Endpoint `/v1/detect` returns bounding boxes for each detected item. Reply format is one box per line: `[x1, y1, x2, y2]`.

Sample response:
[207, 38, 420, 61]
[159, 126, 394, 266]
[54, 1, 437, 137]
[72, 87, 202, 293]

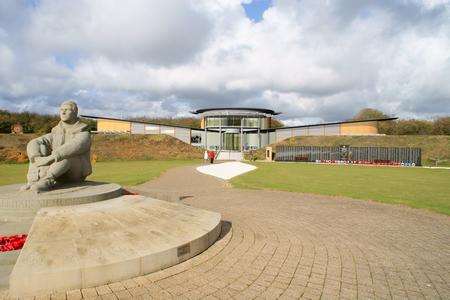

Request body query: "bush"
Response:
[432, 117, 450, 135]
[352, 108, 449, 135]
[395, 119, 433, 135]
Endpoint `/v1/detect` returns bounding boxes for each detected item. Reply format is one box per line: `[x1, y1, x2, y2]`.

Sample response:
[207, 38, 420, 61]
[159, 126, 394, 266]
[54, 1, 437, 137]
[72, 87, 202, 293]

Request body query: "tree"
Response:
[0, 121, 12, 133]
[432, 117, 450, 135]
[352, 108, 390, 121]
[428, 142, 449, 166]
[395, 119, 433, 135]
[0, 110, 12, 133]
[352, 108, 395, 135]
[80, 118, 97, 132]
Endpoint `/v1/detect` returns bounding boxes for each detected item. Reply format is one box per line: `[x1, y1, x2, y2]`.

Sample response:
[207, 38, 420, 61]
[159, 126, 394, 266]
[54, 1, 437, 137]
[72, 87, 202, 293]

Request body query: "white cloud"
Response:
[0, 0, 449, 124]
[421, 0, 450, 9]
[25, 0, 212, 65]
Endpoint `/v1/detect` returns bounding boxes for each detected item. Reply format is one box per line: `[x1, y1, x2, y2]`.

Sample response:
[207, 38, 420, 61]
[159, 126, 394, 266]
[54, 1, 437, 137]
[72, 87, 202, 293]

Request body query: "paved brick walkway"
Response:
[2, 165, 449, 299]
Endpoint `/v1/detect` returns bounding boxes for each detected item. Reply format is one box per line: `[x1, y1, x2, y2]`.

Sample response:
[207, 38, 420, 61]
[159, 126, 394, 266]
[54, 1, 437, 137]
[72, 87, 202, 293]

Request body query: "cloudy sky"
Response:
[1, 0, 449, 125]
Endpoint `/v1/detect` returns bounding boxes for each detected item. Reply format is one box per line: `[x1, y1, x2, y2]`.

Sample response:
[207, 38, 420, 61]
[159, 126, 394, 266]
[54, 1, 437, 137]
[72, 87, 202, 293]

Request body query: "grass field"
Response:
[231, 162, 450, 215]
[0, 160, 198, 187]
[1, 160, 449, 215]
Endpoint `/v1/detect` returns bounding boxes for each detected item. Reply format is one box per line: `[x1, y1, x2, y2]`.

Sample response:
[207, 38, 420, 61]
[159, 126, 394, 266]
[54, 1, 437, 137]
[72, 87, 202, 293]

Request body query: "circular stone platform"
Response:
[9, 195, 222, 297]
[0, 181, 122, 213]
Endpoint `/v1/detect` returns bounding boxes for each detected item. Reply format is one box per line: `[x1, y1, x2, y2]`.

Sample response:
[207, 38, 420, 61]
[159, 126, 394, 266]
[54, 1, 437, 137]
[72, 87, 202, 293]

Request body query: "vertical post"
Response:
[219, 117, 222, 151]
[204, 117, 207, 150]
[258, 116, 261, 149]
[240, 117, 243, 152]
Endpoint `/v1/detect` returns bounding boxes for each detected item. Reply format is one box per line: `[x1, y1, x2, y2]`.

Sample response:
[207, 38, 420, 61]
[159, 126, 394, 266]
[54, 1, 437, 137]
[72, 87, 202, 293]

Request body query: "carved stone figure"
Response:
[21, 101, 92, 192]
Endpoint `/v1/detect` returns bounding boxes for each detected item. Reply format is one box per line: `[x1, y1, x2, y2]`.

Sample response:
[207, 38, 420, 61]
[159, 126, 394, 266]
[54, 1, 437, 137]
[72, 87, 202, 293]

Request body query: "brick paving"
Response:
[2, 165, 449, 299]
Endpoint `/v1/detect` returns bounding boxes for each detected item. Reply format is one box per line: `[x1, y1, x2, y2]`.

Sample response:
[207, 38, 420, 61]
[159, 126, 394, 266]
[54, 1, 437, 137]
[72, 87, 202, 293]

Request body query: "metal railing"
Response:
[275, 145, 422, 166]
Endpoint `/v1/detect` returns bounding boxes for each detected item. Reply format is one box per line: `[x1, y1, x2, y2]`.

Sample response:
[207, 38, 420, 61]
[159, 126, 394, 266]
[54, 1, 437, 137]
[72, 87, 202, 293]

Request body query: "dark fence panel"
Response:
[275, 145, 421, 166]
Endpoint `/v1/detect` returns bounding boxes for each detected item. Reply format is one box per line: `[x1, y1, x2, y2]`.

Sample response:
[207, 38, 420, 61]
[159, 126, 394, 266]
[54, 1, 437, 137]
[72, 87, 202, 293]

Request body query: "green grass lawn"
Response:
[2, 160, 449, 215]
[231, 162, 450, 215]
[0, 160, 199, 187]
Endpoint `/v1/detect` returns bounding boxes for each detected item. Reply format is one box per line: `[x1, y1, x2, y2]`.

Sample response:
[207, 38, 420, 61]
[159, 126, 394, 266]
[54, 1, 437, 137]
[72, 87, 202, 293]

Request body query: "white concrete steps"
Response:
[216, 151, 244, 161]
[197, 162, 257, 180]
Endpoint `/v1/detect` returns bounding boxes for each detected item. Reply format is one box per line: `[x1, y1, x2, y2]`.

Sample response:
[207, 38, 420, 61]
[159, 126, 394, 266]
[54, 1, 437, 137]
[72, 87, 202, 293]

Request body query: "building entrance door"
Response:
[223, 133, 240, 151]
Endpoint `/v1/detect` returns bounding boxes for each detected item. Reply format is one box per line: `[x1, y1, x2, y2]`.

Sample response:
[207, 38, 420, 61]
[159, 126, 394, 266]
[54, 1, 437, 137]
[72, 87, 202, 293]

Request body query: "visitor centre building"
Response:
[192, 108, 279, 152]
[83, 107, 397, 153]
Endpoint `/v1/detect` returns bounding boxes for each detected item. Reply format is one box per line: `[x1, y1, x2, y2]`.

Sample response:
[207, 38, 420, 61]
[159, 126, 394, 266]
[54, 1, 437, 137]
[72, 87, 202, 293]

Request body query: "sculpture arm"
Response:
[52, 131, 91, 161]
[27, 134, 53, 162]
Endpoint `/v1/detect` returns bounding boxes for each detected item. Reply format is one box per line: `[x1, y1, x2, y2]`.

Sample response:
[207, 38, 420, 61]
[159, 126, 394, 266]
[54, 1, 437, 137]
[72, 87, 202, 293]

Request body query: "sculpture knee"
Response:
[47, 159, 71, 179]
[27, 139, 51, 162]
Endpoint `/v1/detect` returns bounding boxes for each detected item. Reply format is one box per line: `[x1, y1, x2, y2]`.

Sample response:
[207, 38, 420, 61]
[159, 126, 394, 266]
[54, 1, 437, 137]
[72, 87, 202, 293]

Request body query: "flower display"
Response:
[0, 234, 27, 252]
[122, 189, 139, 195]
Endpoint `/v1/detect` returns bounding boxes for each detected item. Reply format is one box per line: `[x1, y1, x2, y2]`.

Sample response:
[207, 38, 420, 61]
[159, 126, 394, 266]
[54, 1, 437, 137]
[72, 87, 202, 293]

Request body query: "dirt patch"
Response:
[0, 134, 35, 163]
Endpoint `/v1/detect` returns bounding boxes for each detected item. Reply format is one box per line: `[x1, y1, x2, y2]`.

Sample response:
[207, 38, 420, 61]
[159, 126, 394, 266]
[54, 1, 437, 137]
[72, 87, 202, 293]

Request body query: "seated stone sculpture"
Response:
[21, 101, 92, 192]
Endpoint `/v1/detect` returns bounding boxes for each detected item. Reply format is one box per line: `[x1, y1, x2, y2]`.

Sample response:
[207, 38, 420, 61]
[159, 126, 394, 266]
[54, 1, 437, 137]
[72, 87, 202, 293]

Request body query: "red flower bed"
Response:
[122, 189, 139, 195]
[0, 234, 27, 252]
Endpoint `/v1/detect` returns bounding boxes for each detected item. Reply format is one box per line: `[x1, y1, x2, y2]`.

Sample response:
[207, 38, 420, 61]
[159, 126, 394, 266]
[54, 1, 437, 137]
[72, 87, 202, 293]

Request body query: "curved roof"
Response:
[192, 107, 280, 115]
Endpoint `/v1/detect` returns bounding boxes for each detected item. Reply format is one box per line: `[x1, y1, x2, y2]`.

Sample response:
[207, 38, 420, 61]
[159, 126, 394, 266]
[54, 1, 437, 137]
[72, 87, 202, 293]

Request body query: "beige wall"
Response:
[200, 117, 205, 129]
[340, 121, 378, 135]
[97, 119, 131, 132]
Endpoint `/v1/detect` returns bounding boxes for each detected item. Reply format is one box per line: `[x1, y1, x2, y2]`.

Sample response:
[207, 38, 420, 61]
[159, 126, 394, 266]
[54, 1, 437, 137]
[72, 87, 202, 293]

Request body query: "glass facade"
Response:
[199, 109, 274, 151]
[206, 116, 267, 128]
[223, 133, 240, 151]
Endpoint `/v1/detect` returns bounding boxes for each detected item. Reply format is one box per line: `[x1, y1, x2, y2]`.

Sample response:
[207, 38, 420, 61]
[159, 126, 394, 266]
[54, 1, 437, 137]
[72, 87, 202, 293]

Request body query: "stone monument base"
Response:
[0, 181, 123, 289]
[0, 181, 123, 236]
[0, 250, 19, 288]
[0, 181, 122, 214]
[9, 195, 222, 298]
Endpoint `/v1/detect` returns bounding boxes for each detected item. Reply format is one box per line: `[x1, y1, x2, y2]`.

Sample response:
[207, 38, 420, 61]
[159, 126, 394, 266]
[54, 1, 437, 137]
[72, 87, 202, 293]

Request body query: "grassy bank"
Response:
[0, 160, 199, 187]
[0, 134, 203, 163]
[232, 162, 450, 215]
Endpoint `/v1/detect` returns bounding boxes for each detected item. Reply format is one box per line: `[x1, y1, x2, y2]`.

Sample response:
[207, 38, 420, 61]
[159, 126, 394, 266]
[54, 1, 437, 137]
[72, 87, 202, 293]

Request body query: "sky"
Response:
[0, 0, 449, 125]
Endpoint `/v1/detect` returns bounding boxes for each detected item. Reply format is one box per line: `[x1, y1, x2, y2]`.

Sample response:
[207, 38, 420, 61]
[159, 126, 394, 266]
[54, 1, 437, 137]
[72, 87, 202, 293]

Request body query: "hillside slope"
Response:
[249, 135, 450, 166]
[0, 134, 203, 163]
[91, 134, 202, 161]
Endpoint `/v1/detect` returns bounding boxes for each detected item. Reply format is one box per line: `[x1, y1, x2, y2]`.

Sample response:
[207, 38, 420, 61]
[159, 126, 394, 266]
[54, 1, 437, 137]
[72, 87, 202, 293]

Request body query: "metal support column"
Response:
[204, 117, 207, 150]
[219, 117, 222, 151]
[258, 117, 261, 149]
[240, 118, 243, 152]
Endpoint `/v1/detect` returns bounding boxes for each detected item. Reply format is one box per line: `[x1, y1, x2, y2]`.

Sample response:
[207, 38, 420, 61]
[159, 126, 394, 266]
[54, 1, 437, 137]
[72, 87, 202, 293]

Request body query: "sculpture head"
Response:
[59, 100, 78, 124]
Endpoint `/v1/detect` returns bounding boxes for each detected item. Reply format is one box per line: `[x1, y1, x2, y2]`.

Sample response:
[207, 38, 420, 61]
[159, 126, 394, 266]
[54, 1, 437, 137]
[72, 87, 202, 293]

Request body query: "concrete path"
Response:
[2, 165, 449, 299]
[196, 162, 257, 180]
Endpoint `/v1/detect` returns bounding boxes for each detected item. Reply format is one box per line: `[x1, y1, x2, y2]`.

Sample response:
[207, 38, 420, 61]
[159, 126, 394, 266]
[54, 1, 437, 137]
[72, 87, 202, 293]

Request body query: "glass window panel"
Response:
[243, 117, 259, 127]
[206, 117, 221, 127]
[207, 116, 271, 128]
[260, 118, 268, 129]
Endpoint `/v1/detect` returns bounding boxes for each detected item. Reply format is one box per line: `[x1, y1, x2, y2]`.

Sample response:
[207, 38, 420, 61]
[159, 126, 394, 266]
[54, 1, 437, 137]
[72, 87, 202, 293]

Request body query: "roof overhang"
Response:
[272, 117, 399, 130]
[80, 115, 199, 130]
[191, 107, 281, 117]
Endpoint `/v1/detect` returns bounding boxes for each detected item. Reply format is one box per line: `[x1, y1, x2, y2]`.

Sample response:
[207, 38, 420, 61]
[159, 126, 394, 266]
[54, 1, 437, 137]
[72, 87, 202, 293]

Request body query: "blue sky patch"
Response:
[25, 0, 40, 8]
[242, 0, 272, 22]
[53, 52, 82, 70]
